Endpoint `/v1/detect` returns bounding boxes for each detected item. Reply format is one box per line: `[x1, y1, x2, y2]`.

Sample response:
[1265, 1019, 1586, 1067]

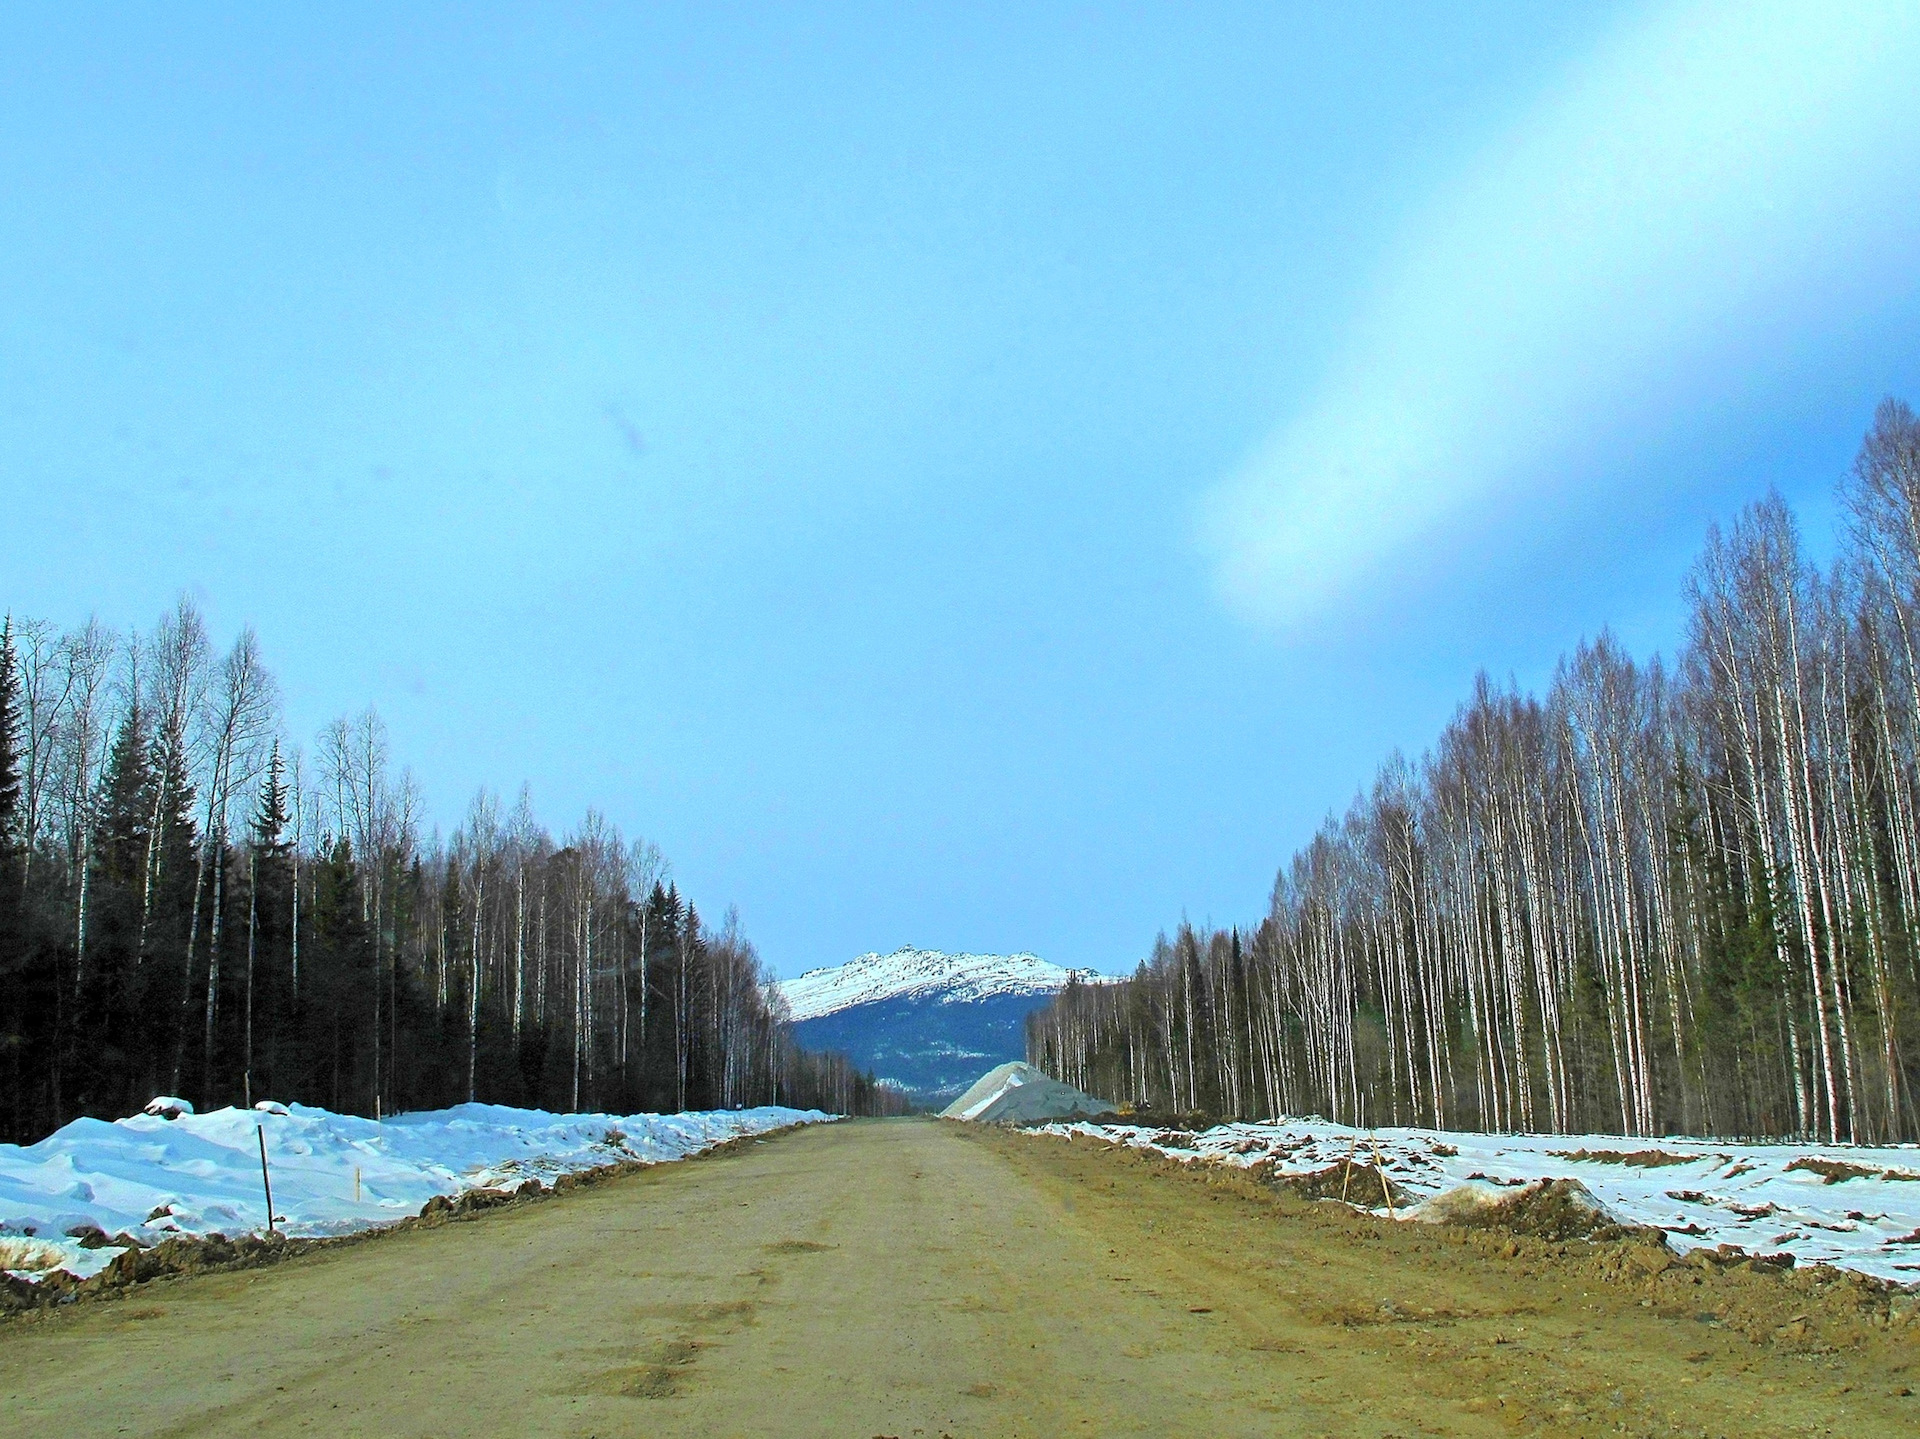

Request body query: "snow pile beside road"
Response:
[0, 1100, 832, 1283]
[1038, 1117, 1920, 1284]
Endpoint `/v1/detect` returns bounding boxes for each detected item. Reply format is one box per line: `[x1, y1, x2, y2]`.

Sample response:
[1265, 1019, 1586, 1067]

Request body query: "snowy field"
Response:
[1038, 1118, 1920, 1284]
[1, 1100, 833, 1284]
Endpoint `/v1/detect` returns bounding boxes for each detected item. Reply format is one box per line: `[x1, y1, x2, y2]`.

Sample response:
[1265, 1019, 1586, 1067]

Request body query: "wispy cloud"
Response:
[1205, 1, 1920, 630]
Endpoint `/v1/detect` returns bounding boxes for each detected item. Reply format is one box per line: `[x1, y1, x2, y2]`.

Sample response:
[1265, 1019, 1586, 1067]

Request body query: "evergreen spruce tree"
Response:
[133, 715, 201, 1098]
[242, 740, 293, 1106]
[146, 726, 200, 933]
[94, 696, 155, 891]
[309, 836, 374, 1113]
[70, 691, 159, 1116]
[253, 740, 290, 854]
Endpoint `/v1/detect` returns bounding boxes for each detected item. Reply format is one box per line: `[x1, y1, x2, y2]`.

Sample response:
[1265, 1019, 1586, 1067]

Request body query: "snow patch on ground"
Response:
[1037, 1118, 1920, 1284]
[0, 1100, 833, 1283]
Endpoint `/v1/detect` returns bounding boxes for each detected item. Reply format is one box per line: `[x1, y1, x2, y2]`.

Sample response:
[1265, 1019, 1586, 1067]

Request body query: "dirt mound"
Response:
[1113, 1109, 1225, 1132]
[0, 1269, 70, 1311]
[1275, 1161, 1413, 1209]
[1783, 1155, 1920, 1184]
[1549, 1147, 1703, 1168]
[100, 1231, 304, 1286]
[1414, 1177, 1654, 1243]
[0, 1232, 313, 1314]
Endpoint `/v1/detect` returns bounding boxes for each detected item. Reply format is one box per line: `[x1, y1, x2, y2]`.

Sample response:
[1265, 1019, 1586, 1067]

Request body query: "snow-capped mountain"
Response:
[774, 947, 1109, 1103]
[775, 947, 1101, 1022]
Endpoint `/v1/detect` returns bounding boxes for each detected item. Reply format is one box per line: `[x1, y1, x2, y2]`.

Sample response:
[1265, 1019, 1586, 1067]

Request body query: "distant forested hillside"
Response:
[792, 992, 1051, 1103]
[0, 610, 901, 1143]
[1034, 400, 1920, 1145]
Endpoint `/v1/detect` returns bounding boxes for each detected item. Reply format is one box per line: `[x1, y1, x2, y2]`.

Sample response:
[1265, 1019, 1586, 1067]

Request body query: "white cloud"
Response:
[1205, 0, 1920, 629]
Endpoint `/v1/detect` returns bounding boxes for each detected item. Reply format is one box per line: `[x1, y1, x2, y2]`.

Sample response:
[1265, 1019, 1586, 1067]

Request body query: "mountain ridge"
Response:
[774, 946, 1107, 1024]
[774, 947, 1113, 1102]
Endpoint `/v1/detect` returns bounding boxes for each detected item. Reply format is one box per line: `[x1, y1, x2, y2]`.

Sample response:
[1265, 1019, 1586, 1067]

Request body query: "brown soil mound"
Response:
[1784, 1156, 1920, 1184]
[1430, 1177, 1656, 1244]
[1112, 1109, 1223, 1132]
[1550, 1147, 1705, 1168]
[1276, 1160, 1413, 1209]
[0, 1232, 316, 1315]
[101, 1231, 307, 1286]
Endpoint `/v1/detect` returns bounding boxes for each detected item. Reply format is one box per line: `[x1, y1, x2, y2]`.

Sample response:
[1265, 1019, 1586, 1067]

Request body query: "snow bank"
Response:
[0, 1100, 833, 1284]
[1037, 1117, 1920, 1284]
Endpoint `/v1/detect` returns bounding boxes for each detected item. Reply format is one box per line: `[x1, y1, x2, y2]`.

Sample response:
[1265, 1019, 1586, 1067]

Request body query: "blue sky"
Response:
[7, 3, 1920, 977]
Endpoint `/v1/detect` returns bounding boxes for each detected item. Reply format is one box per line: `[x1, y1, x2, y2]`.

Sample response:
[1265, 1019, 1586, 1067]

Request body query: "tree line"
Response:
[0, 606, 903, 1144]
[1033, 399, 1920, 1144]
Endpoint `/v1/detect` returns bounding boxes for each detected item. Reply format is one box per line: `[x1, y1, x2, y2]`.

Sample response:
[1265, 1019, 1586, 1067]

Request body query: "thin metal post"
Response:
[257, 1124, 277, 1234]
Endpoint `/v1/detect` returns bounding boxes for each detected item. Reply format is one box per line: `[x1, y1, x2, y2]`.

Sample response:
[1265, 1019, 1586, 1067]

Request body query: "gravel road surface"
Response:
[1, 1118, 1912, 1436]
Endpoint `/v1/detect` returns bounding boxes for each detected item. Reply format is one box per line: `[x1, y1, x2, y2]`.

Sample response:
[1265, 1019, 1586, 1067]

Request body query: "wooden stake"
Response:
[1339, 1134, 1360, 1204]
[1370, 1132, 1395, 1219]
[257, 1124, 276, 1234]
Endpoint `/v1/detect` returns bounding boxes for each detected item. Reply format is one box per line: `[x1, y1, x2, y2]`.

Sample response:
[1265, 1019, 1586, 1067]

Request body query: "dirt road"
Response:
[1, 1119, 1912, 1437]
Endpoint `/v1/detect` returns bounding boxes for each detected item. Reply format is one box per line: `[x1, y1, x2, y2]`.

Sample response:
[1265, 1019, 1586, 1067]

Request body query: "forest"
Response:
[0, 610, 903, 1145]
[1033, 399, 1920, 1145]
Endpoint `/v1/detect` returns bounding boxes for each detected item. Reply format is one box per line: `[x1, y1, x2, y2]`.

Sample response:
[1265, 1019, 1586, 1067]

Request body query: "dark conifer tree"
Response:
[242, 741, 293, 1105]
[252, 741, 289, 854]
[307, 837, 373, 1113]
[138, 721, 199, 1100]
[94, 697, 154, 890]
[70, 691, 158, 1116]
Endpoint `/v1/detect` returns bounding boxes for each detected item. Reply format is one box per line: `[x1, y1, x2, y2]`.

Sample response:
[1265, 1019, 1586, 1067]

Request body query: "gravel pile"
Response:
[941, 1062, 1118, 1124]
